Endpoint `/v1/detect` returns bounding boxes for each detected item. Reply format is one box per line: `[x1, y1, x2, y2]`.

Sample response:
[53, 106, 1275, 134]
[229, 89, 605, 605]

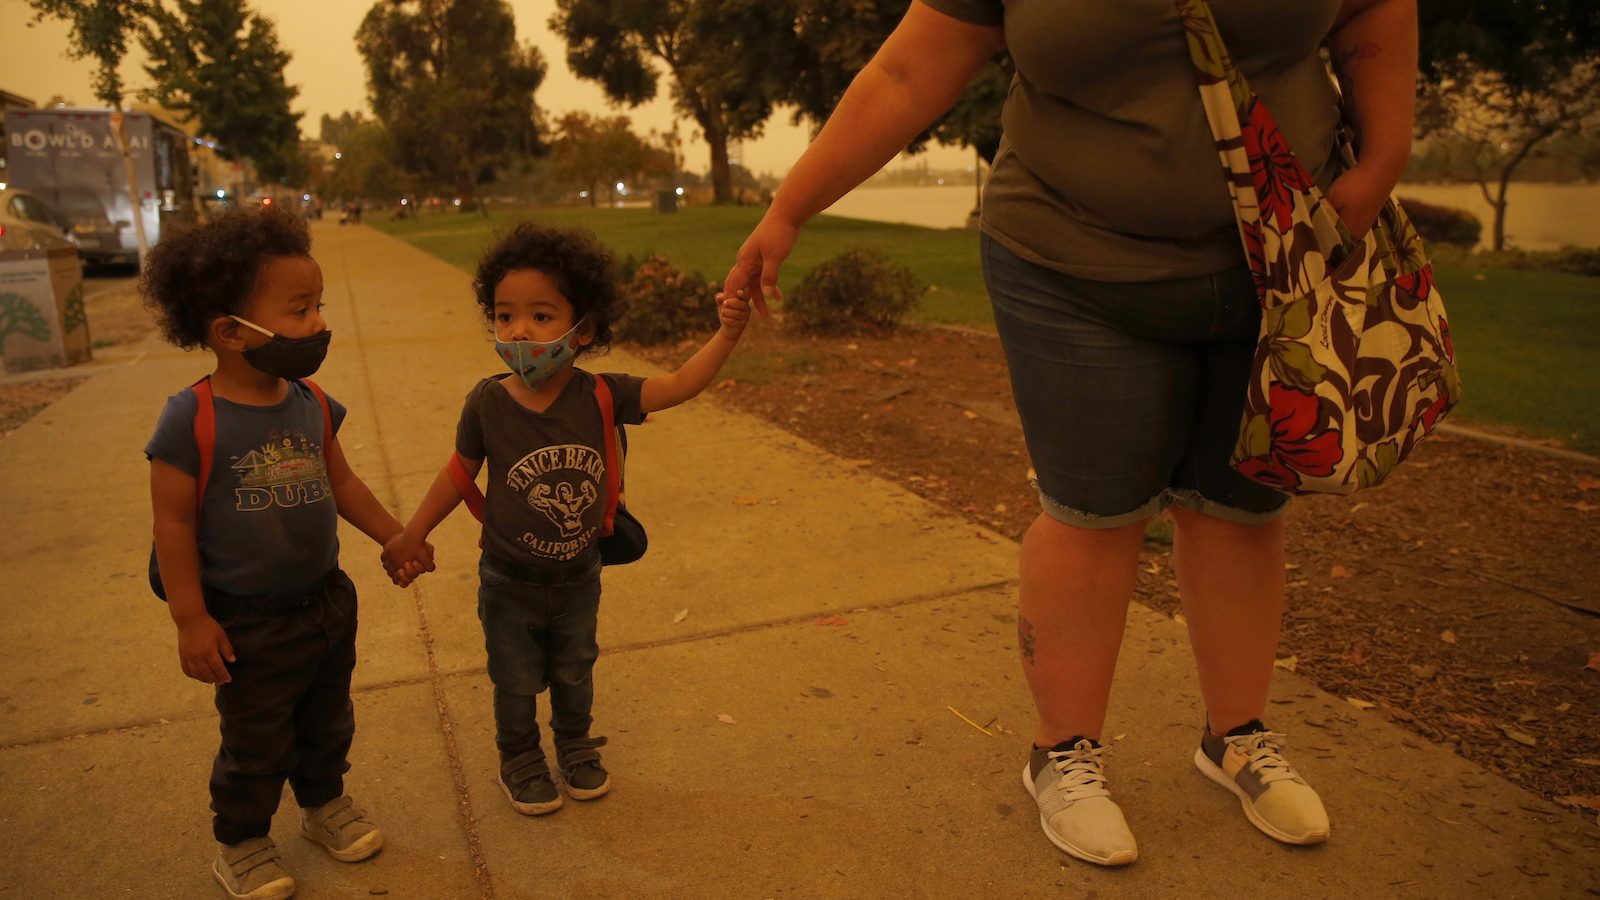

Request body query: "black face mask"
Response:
[232, 316, 332, 380]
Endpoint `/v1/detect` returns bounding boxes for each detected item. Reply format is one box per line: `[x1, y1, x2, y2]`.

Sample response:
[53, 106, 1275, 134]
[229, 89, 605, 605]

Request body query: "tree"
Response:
[324, 120, 412, 204]
[319, 111, 368, 148]
[550, 0, 798, 204]
[140, 0, 303, 187]
[1416, 0, 1600, 249]
[26, 0, 153, 264]
[551, 113, 673, 205]
[356, 0, 546, 211]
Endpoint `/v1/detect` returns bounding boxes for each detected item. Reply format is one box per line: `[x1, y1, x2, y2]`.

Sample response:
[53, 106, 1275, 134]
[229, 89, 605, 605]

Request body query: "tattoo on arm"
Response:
[1335, 40, 1381, 75]
[1019, 615, 1036, 665]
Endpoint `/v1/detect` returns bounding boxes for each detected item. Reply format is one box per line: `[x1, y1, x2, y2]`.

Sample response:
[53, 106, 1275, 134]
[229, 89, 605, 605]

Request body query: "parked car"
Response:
[0, 186, 78, 254]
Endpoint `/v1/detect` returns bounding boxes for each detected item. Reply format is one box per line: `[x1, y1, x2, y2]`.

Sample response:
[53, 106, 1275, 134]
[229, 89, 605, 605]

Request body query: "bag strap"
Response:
[448, 450, 486, 523]
[301, 378, 334, 453]
[593, 374, 622, 538]
[1177, 0, 1351, 303]
[189, 377, 216, 515]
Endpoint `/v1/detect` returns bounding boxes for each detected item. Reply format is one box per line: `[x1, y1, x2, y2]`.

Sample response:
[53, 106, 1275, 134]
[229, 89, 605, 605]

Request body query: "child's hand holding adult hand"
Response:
[177, 615, 235, 684]
[716, 290, 753, 340]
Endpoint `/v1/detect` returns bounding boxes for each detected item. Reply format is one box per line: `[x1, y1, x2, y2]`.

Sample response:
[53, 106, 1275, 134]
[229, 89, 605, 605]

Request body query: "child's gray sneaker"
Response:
[213, 836, 295, 899]
[500, 749, 563, 815]
[557, 736, 610, 801]
[1022, 737, 1138, 866]
[299, 794, 384, 862]
[1194, 720, 1330, 845]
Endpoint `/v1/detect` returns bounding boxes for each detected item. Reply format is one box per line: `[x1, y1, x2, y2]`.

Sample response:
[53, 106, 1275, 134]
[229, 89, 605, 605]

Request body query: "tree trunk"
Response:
[704, 115, 733, 205]
[109, 111, 150, 269]
[588, 180, 597, 207]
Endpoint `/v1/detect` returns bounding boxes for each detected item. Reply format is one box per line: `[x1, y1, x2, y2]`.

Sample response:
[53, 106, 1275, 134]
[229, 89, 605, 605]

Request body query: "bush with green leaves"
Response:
[784, 248, 922, 333]
[614, 255, 717, 345]
[1397, 196, 1482, 248]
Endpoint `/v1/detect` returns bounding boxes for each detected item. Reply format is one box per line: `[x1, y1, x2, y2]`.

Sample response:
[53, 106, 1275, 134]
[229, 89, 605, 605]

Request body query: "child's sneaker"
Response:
[557, 737, 610, 801]
[1022, 737, 1138, 866]
[213, 836, 295, 900]
[500, 749, 563, 815]
[1194, 720, 1330, 845]
[299, 795, 384, 862]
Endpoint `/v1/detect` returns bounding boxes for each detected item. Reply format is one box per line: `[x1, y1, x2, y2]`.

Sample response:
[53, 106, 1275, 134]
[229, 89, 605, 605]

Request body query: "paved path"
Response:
[2, 222, 1594, 898]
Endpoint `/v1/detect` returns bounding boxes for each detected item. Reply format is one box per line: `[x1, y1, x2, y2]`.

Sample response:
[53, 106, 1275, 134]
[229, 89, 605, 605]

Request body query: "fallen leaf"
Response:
[1347, 697, 1377, 710]
[1449, 712, 1486, 727]
[1554, 702, 1572, 713]
[717, 379, 737, 389]
[1572, 758, 1600, 767]
[1498, 724, 1538, 747]
[994, 502, 1008, 514]
[732, 495, 761, 505]
[1554, 795, 1600, 811]
[1273, 655, 1299, 672]
[1587, 651, 1600, 673]
[962, 410, 979, 420]
[814, 616, 849, 626]
[672, 608, 689, 624]
[1441, 629, 1458, 644]
[1570, 501, 1598, 513]
[1330, 564, 1352, 579]
[1578, 476, 1600, 491]
[1408, 663, 1438, 679]
[716, 714, 736, 725]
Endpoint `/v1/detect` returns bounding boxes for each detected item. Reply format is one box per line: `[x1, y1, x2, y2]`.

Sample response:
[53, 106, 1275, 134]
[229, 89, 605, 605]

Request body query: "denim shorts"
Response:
[981, 234, 1289, 529]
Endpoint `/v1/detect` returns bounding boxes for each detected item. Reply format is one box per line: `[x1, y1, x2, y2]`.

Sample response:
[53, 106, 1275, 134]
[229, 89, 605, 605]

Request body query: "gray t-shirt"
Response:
[921, 0, 1343, 281]
[145, 381, 347, 595]
[456, 370, 646, 570]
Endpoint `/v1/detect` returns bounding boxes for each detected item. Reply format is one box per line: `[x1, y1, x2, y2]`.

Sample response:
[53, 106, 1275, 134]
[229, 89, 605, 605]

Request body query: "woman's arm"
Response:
[1326, 0, 1418, 236]
[723, 2, 1004, 306]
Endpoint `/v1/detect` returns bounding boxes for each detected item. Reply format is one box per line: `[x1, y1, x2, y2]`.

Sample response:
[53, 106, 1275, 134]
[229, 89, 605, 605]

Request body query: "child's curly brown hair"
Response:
[140, 207, 311, 350]
[473, 223, 622, 358]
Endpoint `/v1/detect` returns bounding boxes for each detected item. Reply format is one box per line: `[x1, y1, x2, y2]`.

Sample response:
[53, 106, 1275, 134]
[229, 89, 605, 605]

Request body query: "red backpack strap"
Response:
[300, 378, 334, 452]
[190, 377, 215, 516]
[592, 374, 619, 537]
[448, 451, 486, 523]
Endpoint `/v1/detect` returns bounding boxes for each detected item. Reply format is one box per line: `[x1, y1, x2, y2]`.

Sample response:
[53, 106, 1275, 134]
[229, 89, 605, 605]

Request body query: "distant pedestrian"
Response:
[143, 207, 424, 899]
[382, 223, 751, 816]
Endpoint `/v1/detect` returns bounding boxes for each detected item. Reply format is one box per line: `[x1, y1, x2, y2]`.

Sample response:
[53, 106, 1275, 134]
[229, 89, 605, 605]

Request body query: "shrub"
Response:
[1396, 196, 1482, 248]
[614, 255, 718, 345]
[784, 248, 922, 333]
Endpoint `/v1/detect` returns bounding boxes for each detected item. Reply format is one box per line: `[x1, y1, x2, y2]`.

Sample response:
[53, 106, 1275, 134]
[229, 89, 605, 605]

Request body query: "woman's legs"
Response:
[1168, 507, 1286, 734]
[1019, 512, 1149, 747]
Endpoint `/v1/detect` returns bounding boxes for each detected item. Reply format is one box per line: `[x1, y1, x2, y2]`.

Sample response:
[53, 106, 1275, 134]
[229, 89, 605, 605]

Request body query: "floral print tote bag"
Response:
[1179, 0, 1462, 494]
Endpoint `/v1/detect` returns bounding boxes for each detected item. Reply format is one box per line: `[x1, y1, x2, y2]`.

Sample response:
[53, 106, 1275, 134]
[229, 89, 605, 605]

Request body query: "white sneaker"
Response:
[1022, 738, 1138, 866]
[1195, 721, 1330, 845]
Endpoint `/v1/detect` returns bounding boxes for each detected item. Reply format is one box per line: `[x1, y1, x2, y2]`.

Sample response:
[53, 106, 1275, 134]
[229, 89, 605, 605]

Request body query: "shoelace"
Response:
[1046, 741, 1113, 802]
[1228, 730, 1302, 785]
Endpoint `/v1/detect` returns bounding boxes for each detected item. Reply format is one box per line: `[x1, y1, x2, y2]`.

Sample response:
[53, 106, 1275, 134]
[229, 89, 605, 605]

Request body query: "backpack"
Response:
[447, 373, 647, 566]
[148, 377, 333, 600]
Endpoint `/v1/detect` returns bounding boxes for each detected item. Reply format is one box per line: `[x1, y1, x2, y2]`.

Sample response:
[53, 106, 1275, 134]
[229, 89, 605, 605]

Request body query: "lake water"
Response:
[824, 182, 1600, 251]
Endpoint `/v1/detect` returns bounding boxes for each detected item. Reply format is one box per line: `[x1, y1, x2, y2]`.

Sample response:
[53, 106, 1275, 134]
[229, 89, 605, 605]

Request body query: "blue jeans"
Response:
[982, 234, 1289, 528]
[476, 555, 603, 757]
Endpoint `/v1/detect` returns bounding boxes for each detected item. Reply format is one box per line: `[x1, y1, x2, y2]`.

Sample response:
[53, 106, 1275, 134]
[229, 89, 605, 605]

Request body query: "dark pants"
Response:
[477, 554, 602, 758]
[207, 568, 358, 845]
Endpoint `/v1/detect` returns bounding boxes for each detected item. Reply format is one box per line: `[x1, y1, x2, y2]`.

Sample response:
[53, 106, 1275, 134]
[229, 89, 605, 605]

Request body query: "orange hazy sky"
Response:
[0, 0, 973, 177]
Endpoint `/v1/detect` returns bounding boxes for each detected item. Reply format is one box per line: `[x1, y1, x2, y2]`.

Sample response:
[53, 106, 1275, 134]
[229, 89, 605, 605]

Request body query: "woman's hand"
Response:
[722, 213, 801, 316]
[1324, 163, 1393, 240]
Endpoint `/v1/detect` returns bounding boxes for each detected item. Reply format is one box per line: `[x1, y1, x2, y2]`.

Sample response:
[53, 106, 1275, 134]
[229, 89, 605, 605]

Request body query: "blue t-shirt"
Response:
[145, 381, 347, 595]
[456, 370, 645, 569]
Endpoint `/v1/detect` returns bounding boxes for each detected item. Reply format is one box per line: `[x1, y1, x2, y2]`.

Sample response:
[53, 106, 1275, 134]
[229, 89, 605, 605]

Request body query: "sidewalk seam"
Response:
[338, 236, 495, 900]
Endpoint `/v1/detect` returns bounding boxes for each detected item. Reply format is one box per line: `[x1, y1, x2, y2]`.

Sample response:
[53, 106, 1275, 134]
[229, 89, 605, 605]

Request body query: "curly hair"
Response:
[140, 207, 312, 350]
[473, 223, 621, 358]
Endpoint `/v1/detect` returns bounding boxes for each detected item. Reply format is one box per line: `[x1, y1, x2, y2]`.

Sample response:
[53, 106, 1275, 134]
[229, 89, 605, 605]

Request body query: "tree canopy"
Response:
[141, 0, 304, 183]
[357, 0, 546, 206]
[550, 0, 797, 203]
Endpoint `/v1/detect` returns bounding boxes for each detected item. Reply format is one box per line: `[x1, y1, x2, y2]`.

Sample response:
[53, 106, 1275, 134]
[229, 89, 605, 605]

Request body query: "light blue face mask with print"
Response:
[494, 320, 586, 390]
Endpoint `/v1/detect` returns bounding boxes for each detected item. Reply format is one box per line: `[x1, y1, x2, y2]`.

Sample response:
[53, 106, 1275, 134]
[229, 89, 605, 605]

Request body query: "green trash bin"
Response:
[656, 190, 678, 213]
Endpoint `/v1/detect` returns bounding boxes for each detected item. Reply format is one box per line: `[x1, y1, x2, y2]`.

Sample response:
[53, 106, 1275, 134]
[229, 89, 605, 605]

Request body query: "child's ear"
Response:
[208, 315, 245, 351]
[576, 320, 597, 346]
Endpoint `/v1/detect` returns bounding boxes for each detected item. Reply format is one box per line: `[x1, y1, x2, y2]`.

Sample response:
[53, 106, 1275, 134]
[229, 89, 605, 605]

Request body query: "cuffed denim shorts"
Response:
[981, 234, 1289, 529]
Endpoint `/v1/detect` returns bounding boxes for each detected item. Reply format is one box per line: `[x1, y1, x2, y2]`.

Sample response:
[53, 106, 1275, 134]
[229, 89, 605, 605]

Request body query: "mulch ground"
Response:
[635, 322, 1600, 815]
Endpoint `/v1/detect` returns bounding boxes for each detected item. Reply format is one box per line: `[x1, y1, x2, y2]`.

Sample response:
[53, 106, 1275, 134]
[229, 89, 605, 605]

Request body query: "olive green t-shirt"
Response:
[921, 0, 1344, 281]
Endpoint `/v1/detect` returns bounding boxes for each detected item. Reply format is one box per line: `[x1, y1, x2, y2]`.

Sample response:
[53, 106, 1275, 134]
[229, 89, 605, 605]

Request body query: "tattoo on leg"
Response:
[1019, 616, 1036, 664]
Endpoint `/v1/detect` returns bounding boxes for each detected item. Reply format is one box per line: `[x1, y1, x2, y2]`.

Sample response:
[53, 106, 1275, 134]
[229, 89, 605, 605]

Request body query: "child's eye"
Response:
[496, 313, 511, 323]
[534, 313, 553, 323]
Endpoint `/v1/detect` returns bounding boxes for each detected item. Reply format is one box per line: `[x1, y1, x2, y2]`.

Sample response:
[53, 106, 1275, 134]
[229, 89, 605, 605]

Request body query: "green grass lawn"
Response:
[372, 204, 1599, 453]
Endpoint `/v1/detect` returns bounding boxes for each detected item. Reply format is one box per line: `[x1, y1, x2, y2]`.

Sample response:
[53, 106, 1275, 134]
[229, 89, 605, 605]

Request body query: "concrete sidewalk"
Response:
[2, 222, 1594, 898]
